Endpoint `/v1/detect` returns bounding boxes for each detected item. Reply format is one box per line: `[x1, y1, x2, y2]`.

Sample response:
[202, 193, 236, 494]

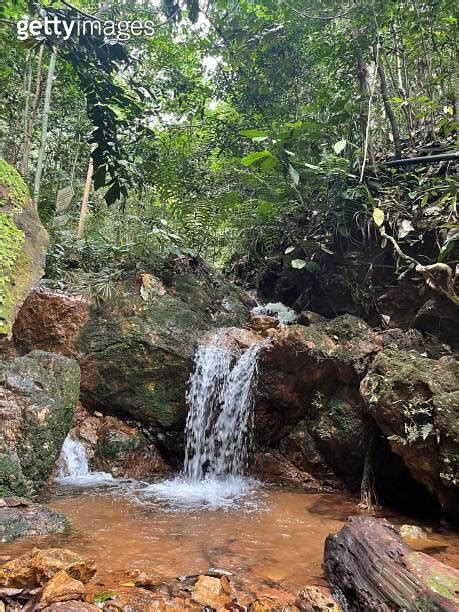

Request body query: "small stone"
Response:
[298, 585, 339, 610]
[38, 570, 86, 609]
[399, 524, 427, 540]
[192, 574, 232, 608]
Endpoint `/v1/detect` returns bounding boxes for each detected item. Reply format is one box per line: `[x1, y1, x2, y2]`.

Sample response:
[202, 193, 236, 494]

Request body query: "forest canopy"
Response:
[0, 0, 457, 309]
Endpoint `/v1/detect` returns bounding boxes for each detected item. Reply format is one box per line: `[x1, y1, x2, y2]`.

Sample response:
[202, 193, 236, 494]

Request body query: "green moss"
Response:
[0, 454, 28, 497]
[0, 212, 27, 336]
[0, 158, 29, 211]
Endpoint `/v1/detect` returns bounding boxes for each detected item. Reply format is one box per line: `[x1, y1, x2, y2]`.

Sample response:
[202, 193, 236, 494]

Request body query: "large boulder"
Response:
[0, 351, 80, 496]
[0, 499, 68, 543]
[0, 158, 48, 338]
[13, 258, 251, 435]
[361, 347, 459, 521]
[255, 315, 381, 488]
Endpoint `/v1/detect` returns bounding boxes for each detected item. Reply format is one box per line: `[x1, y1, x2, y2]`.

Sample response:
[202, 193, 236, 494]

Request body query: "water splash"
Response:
[184, 338, 262, 480]
[56, 435, 114, 485]
[145, 334, 262, 508]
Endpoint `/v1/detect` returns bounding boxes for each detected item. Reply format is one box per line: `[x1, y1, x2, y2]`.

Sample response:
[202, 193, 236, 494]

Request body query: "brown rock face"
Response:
[38, 570, 86, 609]
[0, 548, 96, 588]
[324, 516, 459, 611]
[254, 315, 380, 489]
[13, 289, 91, 358]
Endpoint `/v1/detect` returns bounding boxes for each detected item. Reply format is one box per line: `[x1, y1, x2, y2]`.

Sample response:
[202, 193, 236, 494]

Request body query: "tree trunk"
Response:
[32, 48, 56, 207]
[77, 152, 94, 239]
[377, 55, 402, 159]
[352, 29, 375, 167]
[23, 45, 45, 177]
[324, 516, 459, 611]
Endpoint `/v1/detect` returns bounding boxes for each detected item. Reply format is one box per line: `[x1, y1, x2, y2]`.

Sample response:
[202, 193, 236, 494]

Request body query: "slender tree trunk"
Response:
[77, 152, 94, 239]
[23, 45, 45, 177]
[377, 54, 402, 159]
[33, 49, 57, 207]
[352, 29, 375, 167]
[21, 51, 33, 173]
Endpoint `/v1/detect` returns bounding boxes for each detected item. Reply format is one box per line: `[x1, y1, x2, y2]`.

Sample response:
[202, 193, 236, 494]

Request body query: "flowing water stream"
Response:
[4, 334, 458, 596]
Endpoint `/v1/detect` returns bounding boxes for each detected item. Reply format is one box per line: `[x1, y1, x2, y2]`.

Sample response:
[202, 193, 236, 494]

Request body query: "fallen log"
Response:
[324, 516, 459, 611]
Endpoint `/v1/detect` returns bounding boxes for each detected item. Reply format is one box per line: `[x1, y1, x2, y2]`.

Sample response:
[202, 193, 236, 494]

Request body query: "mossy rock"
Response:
[361, 347, 459, 522]
[0, 351, 81, 496]
[0, 158, 48, 338]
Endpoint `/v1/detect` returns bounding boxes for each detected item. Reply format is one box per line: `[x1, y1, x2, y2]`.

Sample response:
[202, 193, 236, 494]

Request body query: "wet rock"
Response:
[0, 351, 80, 497]
[191, 574, 232, 608]
[252, 450, 336, 491]
[277, 422, 343, 489]
[65, 412, 170, 480]
[248, 314, 279, 334]
[0, 548, 96, 588]
[298, 585, 339, 611]
[0, 158, 48, 339]
[324, 516, 459, 611]
[0, 502, 68, 543]
[255, 315, 379, 488]
[360, 347, 459, 521]
[38, 570, 86, 609]
[250, 594, 299, 611]
[42, 603, 98, 611]
[13, 257, 251, 431]
[399, 524, 428, 540]
[297, 311, 327, 327]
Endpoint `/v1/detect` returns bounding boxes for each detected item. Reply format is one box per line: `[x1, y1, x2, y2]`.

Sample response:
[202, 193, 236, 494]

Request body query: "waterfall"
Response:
[56, 434, 113, 484]
[184, 337, 261, 481]
[58, 435, 90, 479]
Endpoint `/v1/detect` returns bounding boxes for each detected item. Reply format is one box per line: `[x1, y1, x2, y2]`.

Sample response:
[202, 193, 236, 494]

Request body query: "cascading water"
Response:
[145, 334, 262, 508]
[184, 340, 261, 480]
[56, 435, 113, 485]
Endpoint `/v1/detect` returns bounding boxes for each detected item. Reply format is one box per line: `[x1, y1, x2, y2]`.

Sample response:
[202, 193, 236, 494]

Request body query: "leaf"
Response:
[93, 592, 117, 604]
[120, 581, 136, 587]
[288, 164, 300, 186]
[284, 246, 295, 254]
[240, 151, 274, 167]
[240, 129, 269, 139]
[398, 219, 415, 239]
[320, 244, 334, 255]
[291, 259, 306, 269]
[333, 139, 347, 154]
[373, 207, 385, 227]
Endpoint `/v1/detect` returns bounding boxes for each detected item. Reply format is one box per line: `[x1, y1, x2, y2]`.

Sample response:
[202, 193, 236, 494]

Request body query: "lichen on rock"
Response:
[0, 158, 48, 338]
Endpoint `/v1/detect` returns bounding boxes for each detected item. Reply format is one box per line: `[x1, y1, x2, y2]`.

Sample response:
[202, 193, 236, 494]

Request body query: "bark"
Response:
[23, 45, 45, 177]
[324, 516, 459, 611]
[352, 29, 375, 167]
[32, 48, 57, 207]
[77, 152, 94, 239]
[377, 55, 402, 159]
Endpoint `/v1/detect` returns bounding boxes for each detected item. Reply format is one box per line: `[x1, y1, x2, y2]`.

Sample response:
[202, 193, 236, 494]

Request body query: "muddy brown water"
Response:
[2, 481, 459, 597]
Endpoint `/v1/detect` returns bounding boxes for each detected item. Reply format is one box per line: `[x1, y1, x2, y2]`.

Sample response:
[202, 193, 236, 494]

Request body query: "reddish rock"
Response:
[252, 450, 336, 491]
[0, 548, 96, 589]
[298, 586, 339, 611]
[13, 289, 90, 357]
[38, 570, 86, 609]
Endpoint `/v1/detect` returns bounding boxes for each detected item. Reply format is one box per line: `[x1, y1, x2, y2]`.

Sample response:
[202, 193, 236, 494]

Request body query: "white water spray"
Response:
[184, 340, 261, 480]
[145, 334, 262, 508]
[56, 435, 113, 485]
